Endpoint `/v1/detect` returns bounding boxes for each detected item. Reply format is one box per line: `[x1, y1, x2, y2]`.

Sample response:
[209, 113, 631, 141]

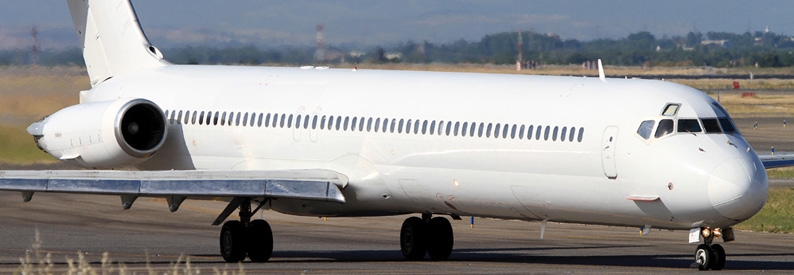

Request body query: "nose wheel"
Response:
[693, 227, 729, 270]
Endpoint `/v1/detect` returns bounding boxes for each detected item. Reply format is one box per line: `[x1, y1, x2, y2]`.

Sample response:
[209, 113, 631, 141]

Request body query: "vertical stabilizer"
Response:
[67, 0, 167, 86]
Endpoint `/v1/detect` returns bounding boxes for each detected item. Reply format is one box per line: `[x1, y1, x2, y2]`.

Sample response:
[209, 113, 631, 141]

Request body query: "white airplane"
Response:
[0, 0, 780, 271]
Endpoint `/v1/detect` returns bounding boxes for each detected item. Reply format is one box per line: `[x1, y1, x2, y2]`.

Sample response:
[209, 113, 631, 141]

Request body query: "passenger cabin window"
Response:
[654, 119, 674, 138]
[637, 120, 654, 140]
[677, 119, 702, 133]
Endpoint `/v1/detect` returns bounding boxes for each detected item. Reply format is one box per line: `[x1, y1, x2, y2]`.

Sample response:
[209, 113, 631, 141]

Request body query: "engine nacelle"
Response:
[28, 98, 167, 168]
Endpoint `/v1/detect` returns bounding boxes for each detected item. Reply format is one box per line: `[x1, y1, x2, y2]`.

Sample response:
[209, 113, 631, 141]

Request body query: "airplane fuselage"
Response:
[57, 65, 766, 231]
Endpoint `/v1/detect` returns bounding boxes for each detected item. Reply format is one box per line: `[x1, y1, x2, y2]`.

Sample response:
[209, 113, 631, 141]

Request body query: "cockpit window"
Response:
[719, 118, 737, 133]
[662, 104, 680, 116]
[701, 119, 721, 133]
[637, 120, 654, 140]
[655, 119, 674, 138]
[677, 119, 702, 133]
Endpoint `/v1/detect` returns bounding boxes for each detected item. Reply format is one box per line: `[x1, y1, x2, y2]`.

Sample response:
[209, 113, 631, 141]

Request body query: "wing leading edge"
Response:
[758, 154, 794, 169]
[0, 169, 347, 209]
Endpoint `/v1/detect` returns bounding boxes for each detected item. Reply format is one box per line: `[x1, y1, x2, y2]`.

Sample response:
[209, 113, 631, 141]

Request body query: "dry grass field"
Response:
[0, 66, 87, 164]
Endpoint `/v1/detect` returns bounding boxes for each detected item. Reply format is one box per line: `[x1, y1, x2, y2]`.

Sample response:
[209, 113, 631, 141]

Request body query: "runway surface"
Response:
[0, 192, 793, 274]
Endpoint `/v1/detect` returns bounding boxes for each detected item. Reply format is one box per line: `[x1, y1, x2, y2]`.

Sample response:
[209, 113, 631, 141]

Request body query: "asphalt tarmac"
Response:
[0, 192, 793, 274]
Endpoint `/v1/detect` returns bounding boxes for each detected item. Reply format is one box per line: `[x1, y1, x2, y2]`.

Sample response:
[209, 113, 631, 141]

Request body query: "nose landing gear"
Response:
[693, 227, 732, 270]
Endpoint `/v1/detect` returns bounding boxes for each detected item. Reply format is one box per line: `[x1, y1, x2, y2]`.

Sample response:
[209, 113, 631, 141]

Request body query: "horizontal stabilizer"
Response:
[0, 169, 347, 204]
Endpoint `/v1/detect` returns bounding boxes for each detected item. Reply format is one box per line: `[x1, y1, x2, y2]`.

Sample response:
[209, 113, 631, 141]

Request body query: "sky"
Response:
[1, 1, 794, 50]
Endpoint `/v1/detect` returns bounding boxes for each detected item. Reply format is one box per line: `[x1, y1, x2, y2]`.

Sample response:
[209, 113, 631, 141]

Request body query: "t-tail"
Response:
[67, 0, 168, 86]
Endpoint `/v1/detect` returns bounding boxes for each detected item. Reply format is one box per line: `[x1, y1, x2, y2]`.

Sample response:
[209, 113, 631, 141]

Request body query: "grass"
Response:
[735, 188, 794, 233]
[0, 124, 55, 164]
[15, 230, 246, 275]
[766, 167, 794, 179]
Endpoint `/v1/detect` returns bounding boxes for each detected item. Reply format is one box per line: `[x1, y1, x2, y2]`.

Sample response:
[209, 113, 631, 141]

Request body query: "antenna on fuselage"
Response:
[598, 59, 606, 83]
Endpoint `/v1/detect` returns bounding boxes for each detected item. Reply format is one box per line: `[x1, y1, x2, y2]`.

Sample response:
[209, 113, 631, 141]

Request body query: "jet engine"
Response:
[27, 98, 167, 168]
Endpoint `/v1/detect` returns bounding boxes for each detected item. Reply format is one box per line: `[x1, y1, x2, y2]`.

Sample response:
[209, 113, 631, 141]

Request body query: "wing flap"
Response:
[0, 170, 346, 203]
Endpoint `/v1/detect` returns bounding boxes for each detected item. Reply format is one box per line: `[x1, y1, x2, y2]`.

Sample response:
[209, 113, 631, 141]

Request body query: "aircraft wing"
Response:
[0, 169, 348, 208]
[758, 154, 794, 169]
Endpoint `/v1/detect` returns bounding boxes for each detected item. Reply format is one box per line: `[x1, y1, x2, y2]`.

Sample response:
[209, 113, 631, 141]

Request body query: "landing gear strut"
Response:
[400, 213, 454, 261]
[219, 198, 273, 263]
[693, 227, 730, 270]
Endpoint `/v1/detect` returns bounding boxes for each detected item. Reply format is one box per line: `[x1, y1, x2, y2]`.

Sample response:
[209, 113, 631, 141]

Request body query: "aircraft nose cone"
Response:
[708, 158, 768, 221]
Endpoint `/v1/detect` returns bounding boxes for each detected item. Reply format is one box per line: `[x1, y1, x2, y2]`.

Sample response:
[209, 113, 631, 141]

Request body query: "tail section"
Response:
[67, 0, 168, 86]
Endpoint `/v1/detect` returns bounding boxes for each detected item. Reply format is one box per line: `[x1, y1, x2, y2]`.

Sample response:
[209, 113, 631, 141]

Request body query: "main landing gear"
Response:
[219, 198, 273, 263]
[400, 214, 454, 261]
[693, 227, 732, 271]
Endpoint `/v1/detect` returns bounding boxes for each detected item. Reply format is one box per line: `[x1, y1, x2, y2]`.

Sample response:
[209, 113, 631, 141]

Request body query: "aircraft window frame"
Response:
[304, 115, 311, 129]
[296, 114, 303, 129]
[578, 128, 584, 142]
[279, 114, 286, 128]
[405, 119, 412, 134]
[352, 117, 359, 131]
[229, 112, 235, 126]
[478, 122, 484, 137]
[445, 121, 452, 136]
[552, 126, 559, 141]
[373, 118, 380, 132]
[637, 120, 654, 140]
[243, 113, 249, 127]
[438, 121, 445, 136]
[422, 120, 428, 134]
[662, 103, 681, 116]
[535, 125, 542, 140]
[560, 127, 567, 142]
[527, 125, 534, 140]
[236, 112, 242, 126]
[250, 112, 256, 127]
[701, 118, 721, 133]
[366, 117, 372, 132]
[462, 122, 468, 137]
[494, 124, 501, 138]
[184, 110, 191, 125]
[654, 119, 674, 138]
[169, 110, 176, 124]
[454, 122, 460, 136]
[543, 125, 551, 140]
[719, 118, 737, 133]
[503, 124, 510, 139]
[469, 122, 476, 137]
[198, 111, 205, 125]
[192, 111, 197, 125]
[677, 119, 701, 133]
[207, 111, 214, 126]
[569, 127, 576, 141]
[382, 118, 389, 133]
[511, 124, 517, 139]
[486, 123, 493, 138]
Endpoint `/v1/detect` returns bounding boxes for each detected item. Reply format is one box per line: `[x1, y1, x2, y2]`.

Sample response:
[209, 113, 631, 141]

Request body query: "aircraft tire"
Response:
[427, 217, 453, 261]
[400, 216, 428, 260]
[247, 219, 274, 262]
[710, 244, 726, 270]
[694, 244, 713, 270]
[220, 220, 247, 263]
